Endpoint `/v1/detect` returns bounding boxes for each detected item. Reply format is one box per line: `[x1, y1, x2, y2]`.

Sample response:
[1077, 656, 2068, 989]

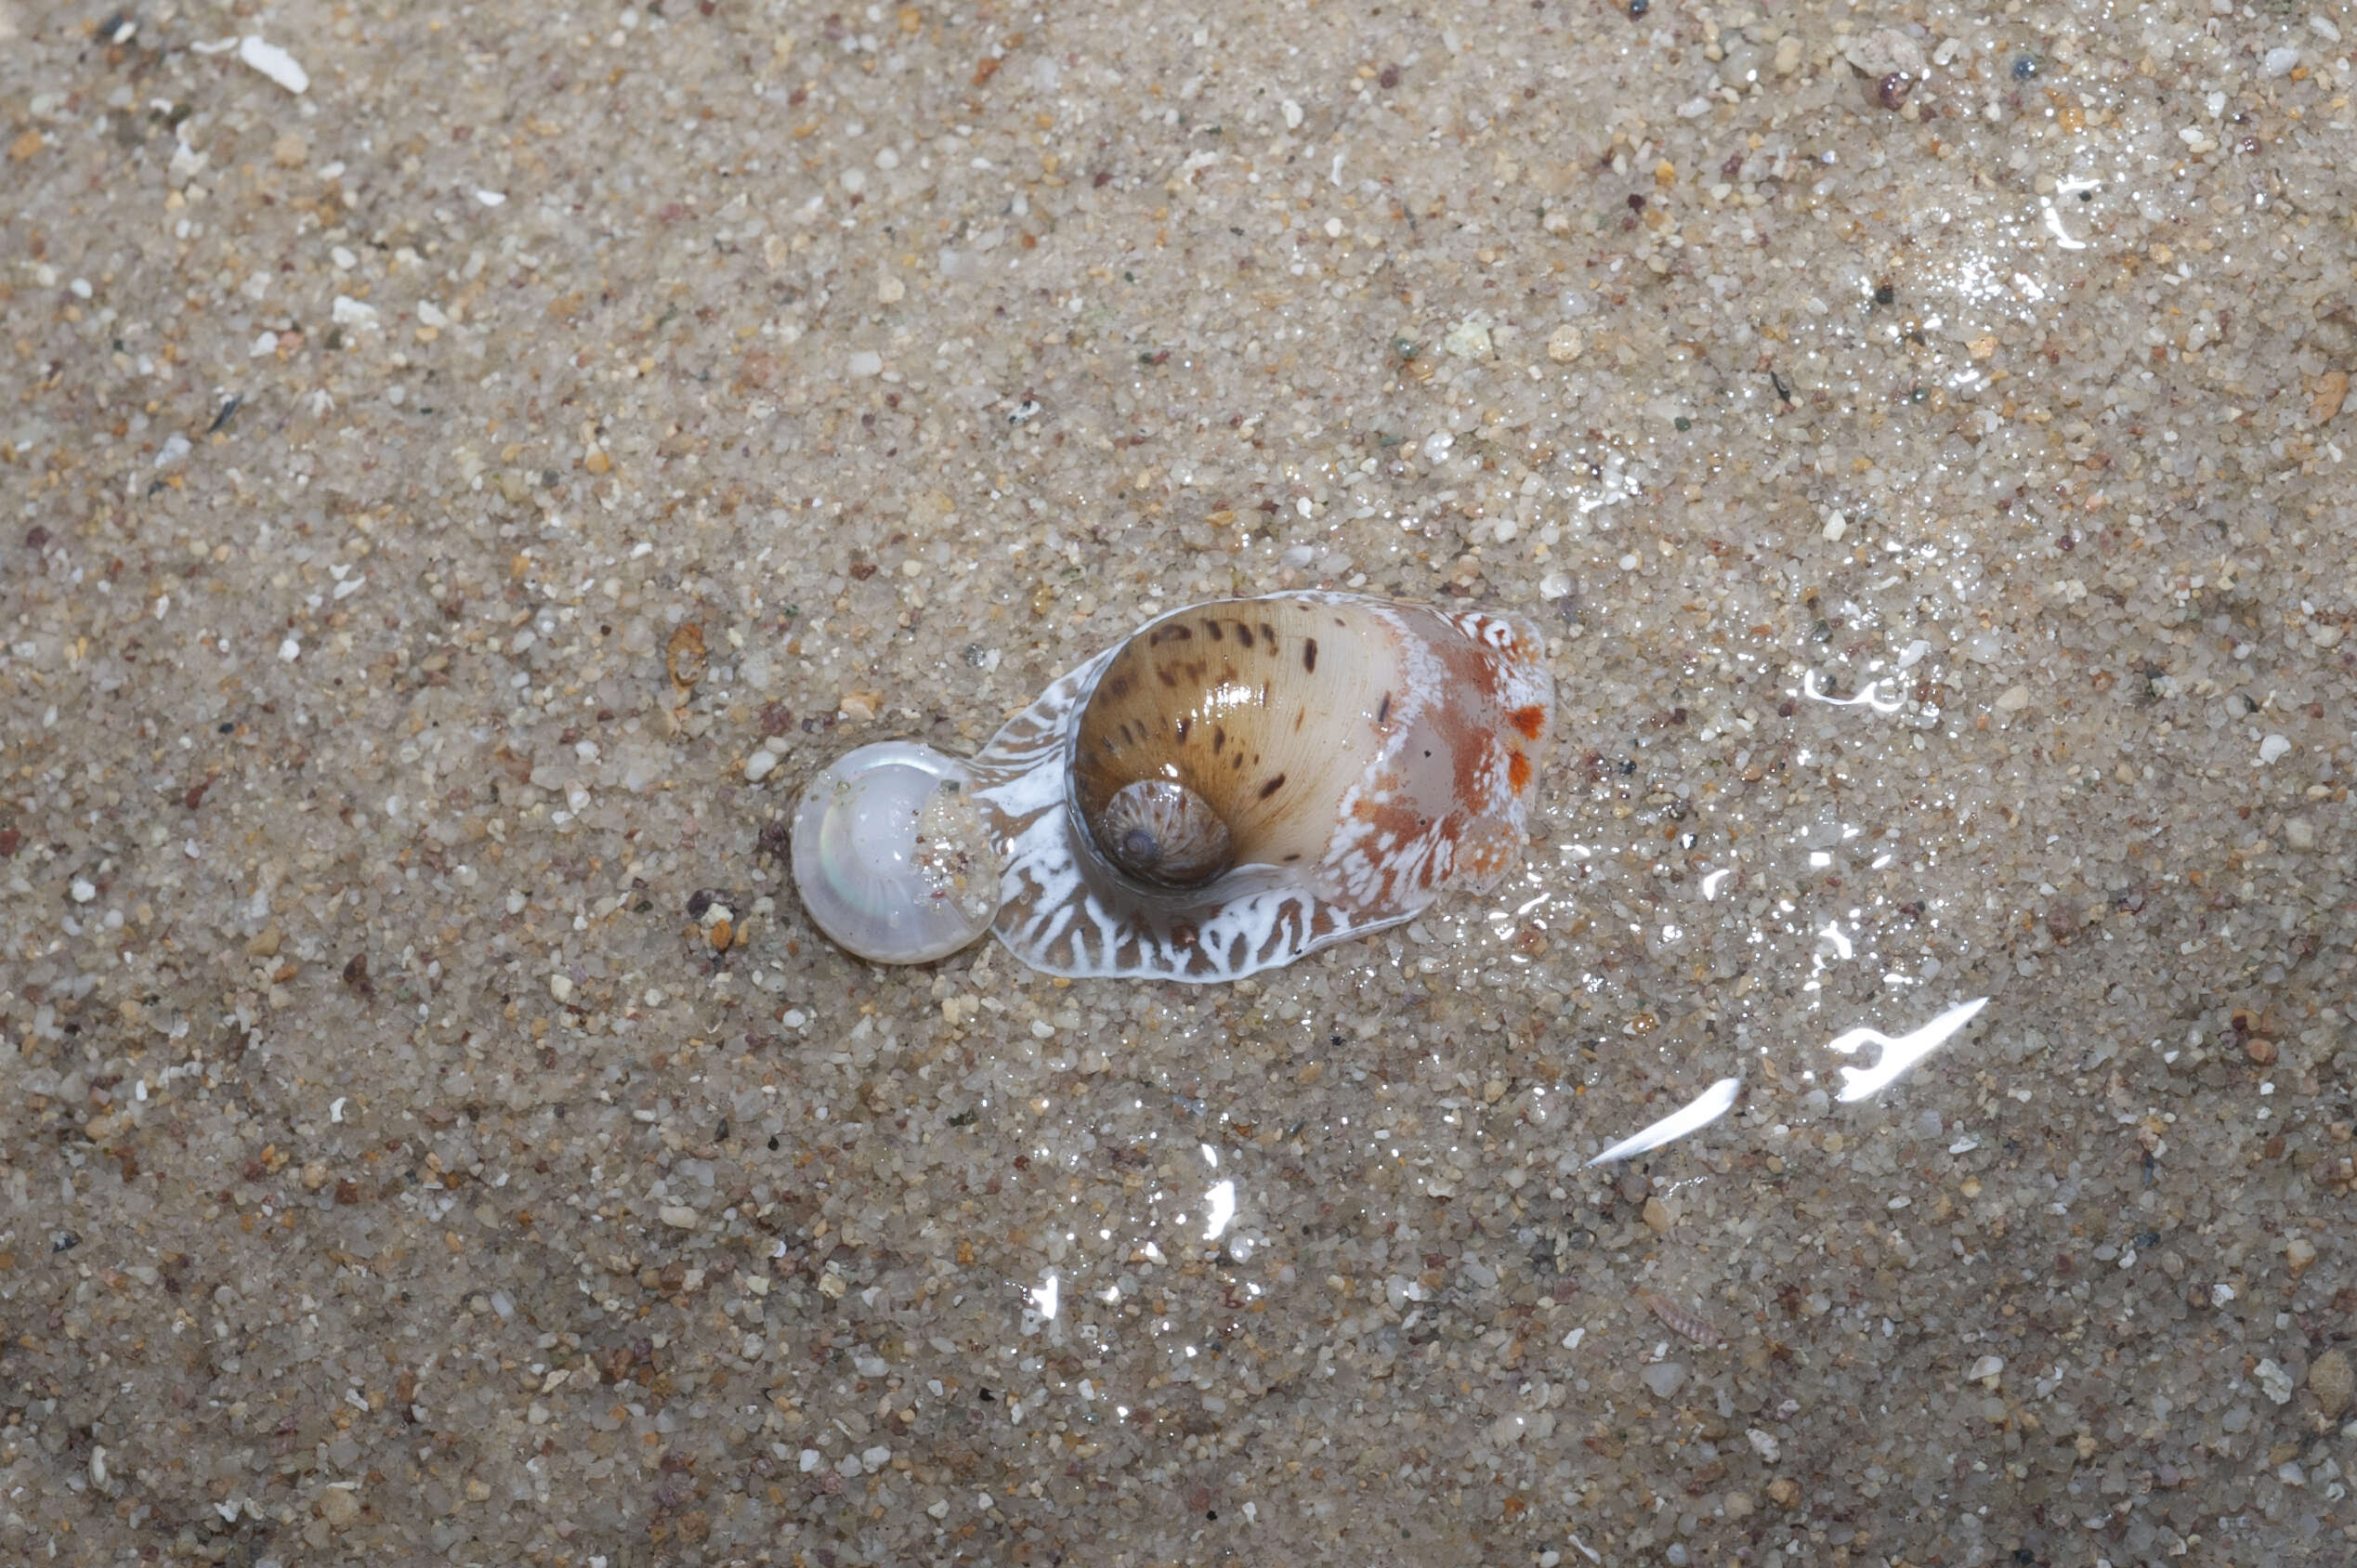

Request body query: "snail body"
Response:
[792, 593, 1552, 981]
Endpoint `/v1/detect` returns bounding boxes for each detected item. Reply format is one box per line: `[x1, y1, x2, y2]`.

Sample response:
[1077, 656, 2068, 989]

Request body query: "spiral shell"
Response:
[968, 593, 1552, 980]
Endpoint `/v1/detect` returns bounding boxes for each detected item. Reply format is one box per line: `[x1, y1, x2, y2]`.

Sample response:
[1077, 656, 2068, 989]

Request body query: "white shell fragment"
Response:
[237, 36, 310, 95]
[789, 742, 1004, 964]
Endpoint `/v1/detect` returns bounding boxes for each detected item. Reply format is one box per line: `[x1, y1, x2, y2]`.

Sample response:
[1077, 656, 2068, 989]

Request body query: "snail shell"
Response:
[791, 593, 1552, 980]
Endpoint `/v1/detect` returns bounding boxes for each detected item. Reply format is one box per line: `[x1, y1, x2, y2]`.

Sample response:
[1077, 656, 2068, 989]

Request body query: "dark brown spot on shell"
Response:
[1303, 636, 1318, 673]
[1204, 620, 1224, 641]
[1258, 774, 1287, 799]
[1376, 692, 1393, 725]
[1175, 717, 1190, 742]
[1211, 726, 1225, 753]
[1235, 621, 1254, 649]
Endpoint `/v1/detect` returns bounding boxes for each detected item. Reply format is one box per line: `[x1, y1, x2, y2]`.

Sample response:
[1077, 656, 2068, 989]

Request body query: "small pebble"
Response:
[667, 622, 708, 687]
[2312, 369, 2350, 425]
[2310, 1350, 2354, 1419]
[1442, 320, 1493, 359]
[1640, 1362, 1686, 1398]
[744, 748, 780, 783]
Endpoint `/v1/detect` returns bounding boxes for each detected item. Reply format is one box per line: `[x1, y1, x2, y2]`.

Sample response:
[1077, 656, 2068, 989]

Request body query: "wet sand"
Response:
[2, 1, 2352, 1563]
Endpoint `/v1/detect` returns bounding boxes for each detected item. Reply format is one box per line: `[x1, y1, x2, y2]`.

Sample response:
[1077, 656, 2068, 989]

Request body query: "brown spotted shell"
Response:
[962, 592, 1555, 980]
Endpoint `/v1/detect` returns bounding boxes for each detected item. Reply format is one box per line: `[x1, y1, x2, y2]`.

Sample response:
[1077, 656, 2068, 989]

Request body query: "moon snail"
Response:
[788, 592, 1554, 982]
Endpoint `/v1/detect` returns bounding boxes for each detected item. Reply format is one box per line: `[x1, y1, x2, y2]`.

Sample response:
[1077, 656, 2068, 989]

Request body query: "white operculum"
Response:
[790, 741, 1006, 964]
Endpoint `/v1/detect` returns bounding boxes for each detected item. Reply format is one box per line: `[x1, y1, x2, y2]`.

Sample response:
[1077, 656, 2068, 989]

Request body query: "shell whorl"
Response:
[1093, 778, 1234, 887]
